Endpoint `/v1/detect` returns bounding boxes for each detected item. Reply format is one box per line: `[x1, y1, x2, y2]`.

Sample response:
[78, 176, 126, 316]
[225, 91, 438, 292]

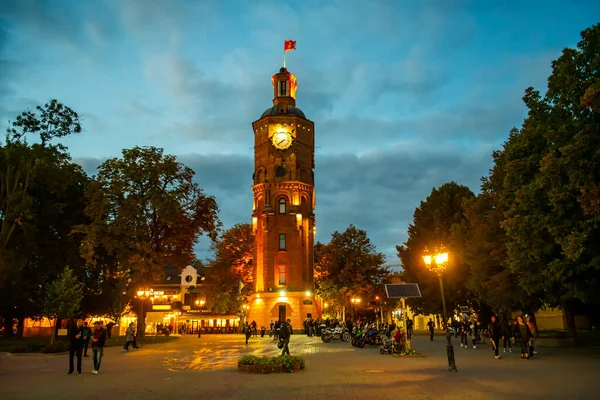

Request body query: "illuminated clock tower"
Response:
[248, 67, 318, 327]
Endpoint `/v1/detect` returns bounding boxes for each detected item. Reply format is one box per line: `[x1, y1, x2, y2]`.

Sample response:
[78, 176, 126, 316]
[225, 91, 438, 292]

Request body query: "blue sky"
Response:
[1, 0, 598, 263]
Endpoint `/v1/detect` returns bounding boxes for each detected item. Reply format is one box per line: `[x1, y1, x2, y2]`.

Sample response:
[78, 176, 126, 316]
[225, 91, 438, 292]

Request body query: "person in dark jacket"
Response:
[515, 315, 532, 359]
[90, 321, 107, 374]
[68, 319, 84, 374]
[488, 315, 501, 359]
[501, 318, 513, 353]
[81, 322, 92, 357]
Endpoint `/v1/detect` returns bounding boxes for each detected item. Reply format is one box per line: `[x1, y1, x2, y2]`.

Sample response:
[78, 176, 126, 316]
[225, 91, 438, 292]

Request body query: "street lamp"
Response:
[350, 298, 361, 320]
[423, 251, 457, 372]
[136, 289, 150, 347]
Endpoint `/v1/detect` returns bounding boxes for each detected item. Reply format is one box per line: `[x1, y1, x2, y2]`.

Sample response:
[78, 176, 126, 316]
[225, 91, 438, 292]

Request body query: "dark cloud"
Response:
[74, 145, 491, 262]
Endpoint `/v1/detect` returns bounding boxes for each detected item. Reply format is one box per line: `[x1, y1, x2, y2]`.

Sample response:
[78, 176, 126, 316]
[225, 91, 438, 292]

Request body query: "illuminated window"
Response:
[278, 80, 287, 96]
[279, 233, 286, 251]
[278, 198, 286, 214]
[279, 266, 286, 285]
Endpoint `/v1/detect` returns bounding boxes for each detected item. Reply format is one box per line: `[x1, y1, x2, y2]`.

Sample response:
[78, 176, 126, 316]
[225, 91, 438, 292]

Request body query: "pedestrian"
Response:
[90, 321, 107, 374]
[244, 322, 251, 344]
[82, 321, 92, 357]
[124, 322, 135, 350]
[501, 318, 513, 353]
[526, 316, 538, 355]
[515, 315, 533, 359]
[427, 318, 435, 341]
[460, 318, 469, 348]
[274, 320, 280, 341]
[406, 318, 413, 340]
[488, 315, 502, 359]
[279, 318, 291, 355]
[470, 319, 478, 349]
[68, 318, 84, 374]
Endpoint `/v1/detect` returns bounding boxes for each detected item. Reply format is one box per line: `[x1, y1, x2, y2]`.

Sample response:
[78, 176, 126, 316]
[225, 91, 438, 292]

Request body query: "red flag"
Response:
[284, 40, 296, 52]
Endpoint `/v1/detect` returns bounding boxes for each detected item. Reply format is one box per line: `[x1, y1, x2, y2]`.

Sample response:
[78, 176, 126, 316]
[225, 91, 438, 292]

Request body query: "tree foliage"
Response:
[499, 24, 600, 333]
[76, 146, 221, 288]
[0, 100, 87, 337]
[397, 182, 475, 316]
[315, 224, 387, 315]
[204, 223, 254, 314]
[43, 266, 84, 343]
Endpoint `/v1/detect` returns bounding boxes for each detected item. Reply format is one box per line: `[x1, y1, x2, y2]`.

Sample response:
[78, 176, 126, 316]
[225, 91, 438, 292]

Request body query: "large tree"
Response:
[397, 182, 475, 316]
[76, 146, 221, 333]
[500, 24, 600, 336]
[204, 223, 254, 314]
[0, 100, 86, 337]
[43, 266, 84, 344]
[315, 224, 387, 318]
[462, 142, 542, 317]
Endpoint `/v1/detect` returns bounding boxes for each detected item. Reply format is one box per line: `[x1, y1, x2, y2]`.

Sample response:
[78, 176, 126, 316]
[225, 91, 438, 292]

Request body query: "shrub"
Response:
[9, 346, 31, 354]
[237, 354, 306, 373]
[41, 342, 67, 353]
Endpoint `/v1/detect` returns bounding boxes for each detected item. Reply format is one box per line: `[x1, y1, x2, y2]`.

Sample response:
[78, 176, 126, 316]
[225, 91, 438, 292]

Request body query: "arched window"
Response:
[278, 198, 286, 214]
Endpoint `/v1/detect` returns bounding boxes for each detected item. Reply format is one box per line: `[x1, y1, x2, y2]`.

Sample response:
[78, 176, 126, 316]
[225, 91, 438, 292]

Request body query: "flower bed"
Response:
[238, 355, 305, 373]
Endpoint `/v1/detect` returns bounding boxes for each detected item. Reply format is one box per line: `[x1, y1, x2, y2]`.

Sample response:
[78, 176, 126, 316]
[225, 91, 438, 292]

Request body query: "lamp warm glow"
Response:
[296, 213, 302, 229]
[435, 252, 449, 264]
[305, 290, 311, 297]
[252, 216, 258, 233]
[279, 290, 286, 297]
[324, 302, 329, 308]
[375, 296, 380, 300]
[137, 291, 144, 297]
[200, 300, 205, 305]
[195, 300, 199, 305]
[422, 255, 432, 266]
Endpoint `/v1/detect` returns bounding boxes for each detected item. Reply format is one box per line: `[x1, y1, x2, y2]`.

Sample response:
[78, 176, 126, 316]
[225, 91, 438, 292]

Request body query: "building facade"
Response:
[247, 67, 319, 328]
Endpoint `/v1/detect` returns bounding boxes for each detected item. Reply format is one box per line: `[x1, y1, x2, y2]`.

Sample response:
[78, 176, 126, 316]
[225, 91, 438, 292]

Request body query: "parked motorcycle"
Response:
[321, 325, 352, 343]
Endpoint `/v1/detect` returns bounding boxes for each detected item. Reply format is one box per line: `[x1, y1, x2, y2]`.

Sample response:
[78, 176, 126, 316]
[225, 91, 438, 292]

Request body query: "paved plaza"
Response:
[1, 333, 599, 399]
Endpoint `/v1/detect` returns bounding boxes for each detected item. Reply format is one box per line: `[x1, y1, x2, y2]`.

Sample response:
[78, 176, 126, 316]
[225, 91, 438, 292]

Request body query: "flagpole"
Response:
[284, 51, 287, 69]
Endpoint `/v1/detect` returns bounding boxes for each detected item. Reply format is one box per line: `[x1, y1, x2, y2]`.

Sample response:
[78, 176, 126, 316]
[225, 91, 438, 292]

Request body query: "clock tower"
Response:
[248, 67, 319, 327]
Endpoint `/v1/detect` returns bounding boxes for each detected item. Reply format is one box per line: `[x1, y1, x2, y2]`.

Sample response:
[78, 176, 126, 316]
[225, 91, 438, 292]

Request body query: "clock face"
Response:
[271, 130, 293, 150]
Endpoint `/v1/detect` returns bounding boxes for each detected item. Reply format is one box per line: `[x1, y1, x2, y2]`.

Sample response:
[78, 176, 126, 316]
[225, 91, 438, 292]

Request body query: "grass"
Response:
[0, 334, 178, 353]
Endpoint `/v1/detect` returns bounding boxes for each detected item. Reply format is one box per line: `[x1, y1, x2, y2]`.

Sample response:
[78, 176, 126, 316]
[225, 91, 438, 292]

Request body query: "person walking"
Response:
[501, 318, 513, 353]
[406, 318, 413, 340]
[460, 318, 469, 348]
[124, 323, 135, 351]
[68, 319, 84, 374]
[515, 315, 533, 359]
[470, 319, 478, 349]
[82, 321, 92, 357]
[279, 318, 291, 355]
[488, 315, 502, 359]
[526, 316, 538, 356]
[244, 322, 252, 344]
[427, 318, 435, 341]
[90, 321, 107, 374]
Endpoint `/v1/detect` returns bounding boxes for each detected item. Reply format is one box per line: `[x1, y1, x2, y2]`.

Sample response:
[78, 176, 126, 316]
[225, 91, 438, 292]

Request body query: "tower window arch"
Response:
[278, 198, 286, 214]
[278, 80, 288, 96]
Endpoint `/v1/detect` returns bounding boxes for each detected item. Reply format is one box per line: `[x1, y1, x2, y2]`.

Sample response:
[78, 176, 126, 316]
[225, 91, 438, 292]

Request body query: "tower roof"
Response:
[260, 104, 307, 119]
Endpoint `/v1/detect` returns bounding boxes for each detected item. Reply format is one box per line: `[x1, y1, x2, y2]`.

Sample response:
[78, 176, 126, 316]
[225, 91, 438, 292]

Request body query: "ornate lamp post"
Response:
[136, 289, 151, 347]
[422, 252, 458, 372]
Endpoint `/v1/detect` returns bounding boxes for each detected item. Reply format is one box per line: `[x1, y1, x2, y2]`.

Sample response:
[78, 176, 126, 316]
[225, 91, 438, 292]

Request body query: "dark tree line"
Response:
[0, 100, 222, 337]
[398, 24, 600, 336]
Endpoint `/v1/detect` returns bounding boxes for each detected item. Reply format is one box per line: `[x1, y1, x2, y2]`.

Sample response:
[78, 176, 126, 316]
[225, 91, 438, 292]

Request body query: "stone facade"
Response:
[248, 67, 319, 328]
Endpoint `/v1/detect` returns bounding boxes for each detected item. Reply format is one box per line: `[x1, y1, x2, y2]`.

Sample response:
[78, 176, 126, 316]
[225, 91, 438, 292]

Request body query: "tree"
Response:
[204, 223, 254, 314]
[75, 146, 221, 335]
[397, 182, 475, 316]
[315, 224, 387, 318]
[43, 267, 84, 344]
[462, 146, 542, 317]
[0, 100, 86, 337]
[500, 24, 600, 336]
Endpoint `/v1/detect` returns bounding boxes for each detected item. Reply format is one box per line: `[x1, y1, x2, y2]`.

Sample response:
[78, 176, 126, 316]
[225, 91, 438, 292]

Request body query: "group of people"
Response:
[423, 313, 538, 360]
[67, 319, 107, 375]
[242, 318, 294, 355]
[488, 315, 537, 359]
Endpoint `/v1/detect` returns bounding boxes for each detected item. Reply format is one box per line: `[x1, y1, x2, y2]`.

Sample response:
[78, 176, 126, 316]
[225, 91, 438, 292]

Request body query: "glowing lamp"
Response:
[199, 300, 205, 305]
[305, 290, 311, 297]
[279, 290, 286, 297]
[296, 213, 302, 230]
[422, 255, 432, 266]
[252, 216, 258, 233]
[137, 291, 144, 297]
[435, 252, 449, 264]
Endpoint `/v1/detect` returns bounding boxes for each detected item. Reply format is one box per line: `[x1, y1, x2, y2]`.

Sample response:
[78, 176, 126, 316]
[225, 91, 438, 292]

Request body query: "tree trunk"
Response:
[563, 301, 578, 339]
[2, 312, 13, 338]
[16, 315, 25, 338]
[50, 318, 57, 345]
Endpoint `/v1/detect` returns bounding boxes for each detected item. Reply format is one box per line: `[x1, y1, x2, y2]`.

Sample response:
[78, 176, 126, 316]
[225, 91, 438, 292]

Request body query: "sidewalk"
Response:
[1, 334, 598, 399]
